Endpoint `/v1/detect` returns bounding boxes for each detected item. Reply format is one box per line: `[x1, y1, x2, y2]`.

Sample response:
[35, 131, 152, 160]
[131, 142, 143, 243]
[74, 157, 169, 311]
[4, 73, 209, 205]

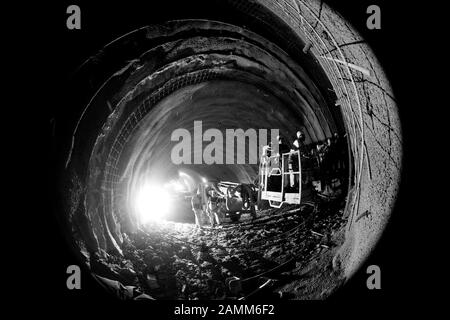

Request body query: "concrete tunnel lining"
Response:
[62, 0, 402, 293]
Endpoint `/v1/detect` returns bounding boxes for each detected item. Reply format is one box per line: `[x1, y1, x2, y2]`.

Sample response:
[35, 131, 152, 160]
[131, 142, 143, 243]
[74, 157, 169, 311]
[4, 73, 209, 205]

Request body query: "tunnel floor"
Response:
[88, 190, 348, 300]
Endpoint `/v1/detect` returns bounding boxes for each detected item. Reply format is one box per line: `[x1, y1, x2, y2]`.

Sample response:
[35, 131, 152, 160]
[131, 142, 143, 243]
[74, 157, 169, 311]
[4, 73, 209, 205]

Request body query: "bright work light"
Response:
[135, 183, 171, 223]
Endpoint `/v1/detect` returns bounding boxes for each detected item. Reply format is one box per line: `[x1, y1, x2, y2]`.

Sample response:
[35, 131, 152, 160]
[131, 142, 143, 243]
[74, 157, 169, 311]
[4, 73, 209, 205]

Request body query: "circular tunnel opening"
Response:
[59, 0, 401, 300]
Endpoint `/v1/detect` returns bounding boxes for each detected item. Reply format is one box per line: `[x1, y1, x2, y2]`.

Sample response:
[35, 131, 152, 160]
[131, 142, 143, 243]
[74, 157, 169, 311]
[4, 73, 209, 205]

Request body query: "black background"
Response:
[11, 0, 435, 317]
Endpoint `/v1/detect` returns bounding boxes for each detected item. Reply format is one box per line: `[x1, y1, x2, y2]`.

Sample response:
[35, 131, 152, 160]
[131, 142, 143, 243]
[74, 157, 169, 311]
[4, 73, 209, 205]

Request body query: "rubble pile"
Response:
[89, 198, 347, 300]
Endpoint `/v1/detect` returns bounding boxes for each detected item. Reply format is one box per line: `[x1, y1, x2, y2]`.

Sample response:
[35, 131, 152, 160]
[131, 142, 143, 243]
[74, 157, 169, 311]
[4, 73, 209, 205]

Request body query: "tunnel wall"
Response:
[64, 0, 402, 281]
[253, 0, 402, 278]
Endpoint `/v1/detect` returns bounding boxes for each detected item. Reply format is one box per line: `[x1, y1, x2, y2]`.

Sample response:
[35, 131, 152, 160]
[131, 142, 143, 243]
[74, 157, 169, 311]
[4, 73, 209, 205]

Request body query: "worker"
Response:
[292, 130, 305, 152]
[191, 188, 204, 230]
[205, 182, 226, 227]
[207, 193, 225, 227]
[205, 189, 217, 227]
[261, 144, 272, 164]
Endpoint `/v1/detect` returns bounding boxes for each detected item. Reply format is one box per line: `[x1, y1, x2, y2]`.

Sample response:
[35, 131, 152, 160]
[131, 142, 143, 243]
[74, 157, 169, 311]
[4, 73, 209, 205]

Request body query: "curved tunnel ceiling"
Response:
[61, 0, 402, 287]
[80, 18, 343, 229]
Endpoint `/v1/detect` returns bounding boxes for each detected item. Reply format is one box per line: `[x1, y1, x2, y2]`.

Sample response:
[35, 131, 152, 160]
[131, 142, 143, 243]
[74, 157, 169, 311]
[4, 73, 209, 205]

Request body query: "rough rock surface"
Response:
[89, 197, 347, 300]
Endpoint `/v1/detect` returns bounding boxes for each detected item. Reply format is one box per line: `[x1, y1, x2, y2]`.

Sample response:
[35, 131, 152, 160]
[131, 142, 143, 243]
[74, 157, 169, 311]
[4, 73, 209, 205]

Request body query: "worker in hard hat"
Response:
[292, 130, 305, 151]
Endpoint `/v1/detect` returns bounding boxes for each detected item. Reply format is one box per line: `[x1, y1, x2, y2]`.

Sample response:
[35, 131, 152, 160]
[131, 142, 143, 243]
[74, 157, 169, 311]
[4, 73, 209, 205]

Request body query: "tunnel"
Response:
[58, 0, 402, 300]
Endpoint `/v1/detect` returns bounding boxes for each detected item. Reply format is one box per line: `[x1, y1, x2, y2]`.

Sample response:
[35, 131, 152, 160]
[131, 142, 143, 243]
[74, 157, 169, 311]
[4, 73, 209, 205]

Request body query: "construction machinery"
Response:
[258, 149, 302, 208]
[215, 181, 257, 222]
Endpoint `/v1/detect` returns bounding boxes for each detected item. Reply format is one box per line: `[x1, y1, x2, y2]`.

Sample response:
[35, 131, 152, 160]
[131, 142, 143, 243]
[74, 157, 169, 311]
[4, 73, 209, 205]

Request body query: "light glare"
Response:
[135, 184, 171, 223]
